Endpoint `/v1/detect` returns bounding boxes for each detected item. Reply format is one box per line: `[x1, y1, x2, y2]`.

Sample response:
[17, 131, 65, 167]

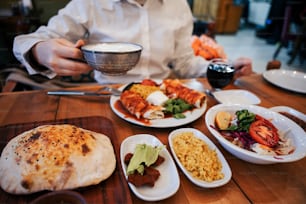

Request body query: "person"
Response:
[13, 0, 252, 85]
[255, 0, 287, 44]
[256, 0, 305, 45]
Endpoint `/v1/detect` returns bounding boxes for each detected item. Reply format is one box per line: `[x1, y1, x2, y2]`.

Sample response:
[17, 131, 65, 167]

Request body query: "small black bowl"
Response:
[30, 190, 87, 204]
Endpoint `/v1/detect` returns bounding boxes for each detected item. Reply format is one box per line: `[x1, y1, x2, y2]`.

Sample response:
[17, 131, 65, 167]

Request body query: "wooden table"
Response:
[0, 74, 305, 204]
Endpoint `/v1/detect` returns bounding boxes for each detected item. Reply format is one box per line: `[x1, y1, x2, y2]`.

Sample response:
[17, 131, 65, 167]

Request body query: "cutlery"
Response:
[47, 86, 121, 96]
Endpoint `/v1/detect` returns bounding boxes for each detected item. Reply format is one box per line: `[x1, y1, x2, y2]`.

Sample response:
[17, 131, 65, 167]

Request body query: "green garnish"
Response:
[127, 144, 163, 175]
[226, 109, 256, 132]
[163, 98, 192, 119]
[173, 113, 186, 119]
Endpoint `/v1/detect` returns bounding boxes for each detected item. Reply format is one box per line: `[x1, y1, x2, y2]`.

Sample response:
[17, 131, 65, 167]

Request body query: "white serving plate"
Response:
[269, 106, 306, 122]
[263, 70, 306, 94]
[120, 134, 180, 201]
[168, 128, 232, 188]
[212, 89, 261, 105]
[110, 82, 207, 128]
[205, 104, 306, 164]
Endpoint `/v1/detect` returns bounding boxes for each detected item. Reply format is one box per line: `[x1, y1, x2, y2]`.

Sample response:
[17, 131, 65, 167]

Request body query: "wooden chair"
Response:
[187, 0, 216, 38]
[287, 11, 306, 65]
[0, 66, 96, 92]
[31, 0, 70, 25]
[273, 1, 306, 65]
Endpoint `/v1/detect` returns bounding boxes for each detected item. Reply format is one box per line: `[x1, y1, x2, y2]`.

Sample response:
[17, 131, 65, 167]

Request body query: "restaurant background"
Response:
[0, 0, 305, 91]
[0, 2, 305, 203]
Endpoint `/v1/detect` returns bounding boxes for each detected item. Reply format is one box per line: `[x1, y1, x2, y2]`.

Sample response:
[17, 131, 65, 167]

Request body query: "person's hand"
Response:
[31, 39, 92, 76]
[232, 57, 253, 79]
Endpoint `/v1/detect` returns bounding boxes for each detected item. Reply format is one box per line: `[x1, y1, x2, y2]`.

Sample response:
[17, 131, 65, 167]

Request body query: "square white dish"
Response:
[212, 90, 261, 105]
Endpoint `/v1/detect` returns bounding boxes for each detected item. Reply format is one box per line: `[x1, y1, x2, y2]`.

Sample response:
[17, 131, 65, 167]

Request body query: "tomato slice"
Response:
[249, 119, 279, 147]
[255, 115, 278, 132]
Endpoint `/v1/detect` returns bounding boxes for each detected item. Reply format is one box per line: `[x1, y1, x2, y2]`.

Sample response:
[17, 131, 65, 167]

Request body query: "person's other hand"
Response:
[31, 39, 92, 76]
[233, 57, 253, 79]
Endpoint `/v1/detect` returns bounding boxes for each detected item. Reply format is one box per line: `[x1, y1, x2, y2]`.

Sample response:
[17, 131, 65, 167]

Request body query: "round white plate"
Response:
[110, 83, 207, 128]
[205, 104, 306, 164]
[168, 128, 232, 188]
[263, 70, 306, 94]
[212, 90, 261, 105]
[120, 134, 180, 201]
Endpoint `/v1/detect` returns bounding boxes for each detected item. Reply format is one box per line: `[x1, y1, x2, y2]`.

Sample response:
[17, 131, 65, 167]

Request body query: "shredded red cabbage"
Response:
[211, 125, 256, 150]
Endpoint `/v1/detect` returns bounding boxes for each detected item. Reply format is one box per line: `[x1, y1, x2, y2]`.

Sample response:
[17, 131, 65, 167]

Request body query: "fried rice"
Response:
[172, 131, 224, 182]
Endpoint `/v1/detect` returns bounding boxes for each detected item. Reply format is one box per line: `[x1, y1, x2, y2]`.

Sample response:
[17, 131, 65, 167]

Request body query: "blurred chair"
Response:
[288, 11, 306, 65]
[0, 66, 95, 92]
[187, 0, 216, 38]
[273, 1, 306, 65]
[31, 0, 70, 25]
[0, 0, 80, 92]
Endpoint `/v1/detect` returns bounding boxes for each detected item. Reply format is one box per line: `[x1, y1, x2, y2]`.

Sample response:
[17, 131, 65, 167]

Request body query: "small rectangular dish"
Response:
[212, 89, 261, 105]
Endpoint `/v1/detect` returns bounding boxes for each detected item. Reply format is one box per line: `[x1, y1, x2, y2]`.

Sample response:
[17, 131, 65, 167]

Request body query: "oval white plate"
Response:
[212, 90, 261, 105]
[205, 104, 306, 164]
[269, 106, 306, 122]
[263, 70, 306, 94]
[168, 128, 232, 188]
[110, 83, 207, 128]
[120, 134, 180, 201]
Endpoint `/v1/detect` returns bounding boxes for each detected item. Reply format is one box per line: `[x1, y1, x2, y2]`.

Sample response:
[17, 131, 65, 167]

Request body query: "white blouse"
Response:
[13, 0, 208, 84]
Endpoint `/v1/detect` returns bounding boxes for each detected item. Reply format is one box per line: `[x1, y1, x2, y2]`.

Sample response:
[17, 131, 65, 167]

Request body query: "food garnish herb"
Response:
[127, 144, 163, 175]
[226, 109, 256, 132]
[163, 99, 192, 119]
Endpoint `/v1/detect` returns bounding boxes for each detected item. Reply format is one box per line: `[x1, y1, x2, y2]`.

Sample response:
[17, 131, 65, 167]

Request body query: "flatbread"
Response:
[0, 124, 116, 194]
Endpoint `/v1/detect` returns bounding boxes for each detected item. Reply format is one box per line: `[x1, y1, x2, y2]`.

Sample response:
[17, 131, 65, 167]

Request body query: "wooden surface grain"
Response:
[0, 74, 305, 204]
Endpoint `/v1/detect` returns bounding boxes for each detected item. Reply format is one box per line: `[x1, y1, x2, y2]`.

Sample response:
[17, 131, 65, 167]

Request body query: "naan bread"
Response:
[0, 124, 116, 194]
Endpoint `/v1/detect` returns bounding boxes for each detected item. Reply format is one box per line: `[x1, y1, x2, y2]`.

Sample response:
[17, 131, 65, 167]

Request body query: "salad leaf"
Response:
[164, 98, 192, 118]
[226, 109, 255, 132]
[127, 144, 163, 175]
[173, 113, 185, 119]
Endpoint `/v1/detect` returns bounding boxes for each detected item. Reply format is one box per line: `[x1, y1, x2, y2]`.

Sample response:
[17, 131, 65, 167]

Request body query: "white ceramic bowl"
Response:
[81, 42, 142, 75]
[205, 104, 306, 164]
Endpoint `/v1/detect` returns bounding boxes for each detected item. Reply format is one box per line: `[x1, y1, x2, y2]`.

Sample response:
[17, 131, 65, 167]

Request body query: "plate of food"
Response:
[269, 106, 305, 132]
[212, 89, 261, 105]
[205, 104, 306, 164]
[168, 128, 231, 188]
[110, 79, 207, 127]
[263, 70, 306, 94]
[120, 134, 179, 201]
